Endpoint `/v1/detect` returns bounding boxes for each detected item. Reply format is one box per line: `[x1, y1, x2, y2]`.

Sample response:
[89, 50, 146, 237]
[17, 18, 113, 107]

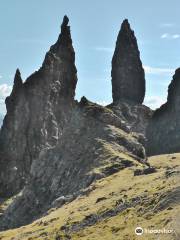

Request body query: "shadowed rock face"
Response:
[146, 68, 180, 155]
[0, 98, 147, 230]
[111, 19, 145, 104]
[0, 16, 77, 197]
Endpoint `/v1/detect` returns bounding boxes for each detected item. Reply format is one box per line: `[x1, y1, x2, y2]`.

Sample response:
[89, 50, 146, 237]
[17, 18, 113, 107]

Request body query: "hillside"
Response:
[0, 153, 179, 240]
[0, 16, 180, 240]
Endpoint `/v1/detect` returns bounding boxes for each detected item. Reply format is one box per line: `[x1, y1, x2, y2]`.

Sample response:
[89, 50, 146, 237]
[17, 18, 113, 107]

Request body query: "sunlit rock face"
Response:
[146, 68, 180, 156]
[0, 16, 77, 197]
[111, 19, 145, 104]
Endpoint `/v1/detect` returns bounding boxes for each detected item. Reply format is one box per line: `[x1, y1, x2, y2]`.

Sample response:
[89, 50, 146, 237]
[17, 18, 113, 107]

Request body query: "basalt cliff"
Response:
[146, 69, 180, 155]
[0, 17, 179, 240]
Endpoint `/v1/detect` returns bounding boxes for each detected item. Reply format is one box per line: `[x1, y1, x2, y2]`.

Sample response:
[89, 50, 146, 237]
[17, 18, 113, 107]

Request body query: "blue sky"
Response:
[0, 0, 180, 114]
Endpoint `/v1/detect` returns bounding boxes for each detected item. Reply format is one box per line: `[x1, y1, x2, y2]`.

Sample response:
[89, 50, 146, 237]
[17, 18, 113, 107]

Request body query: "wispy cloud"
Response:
[160, 23, 174, 28]
[172, 34, 180, 39]
[16, 38, 48, 45]
[161, 33, 180, 39]
[161, 33, 168, 39]
[143, 65, 174, 76]
[144, 96, 166, 110]
[94, 47, 114, 53]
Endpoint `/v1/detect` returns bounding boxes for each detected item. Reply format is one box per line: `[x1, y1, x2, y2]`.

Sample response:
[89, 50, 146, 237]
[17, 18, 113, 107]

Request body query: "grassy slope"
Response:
[0, 153, 179, 240]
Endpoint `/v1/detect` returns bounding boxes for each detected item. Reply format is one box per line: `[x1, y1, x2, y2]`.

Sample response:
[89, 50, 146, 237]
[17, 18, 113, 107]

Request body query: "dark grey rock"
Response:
[0, 18, 148, 231]
[111, 19, 145, 104]
[146, 68, 180, 155]
[0, 102, 147, 230]
[109, 102, 153, 136]
[0, 15, 77, 197]
[134, 167, 156, 176]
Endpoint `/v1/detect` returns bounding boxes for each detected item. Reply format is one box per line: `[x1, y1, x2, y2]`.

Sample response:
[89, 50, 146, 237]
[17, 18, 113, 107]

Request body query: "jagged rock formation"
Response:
[0, 15, 77, 197]
[0, 98, 147, 230]
[0, 17, 149, 230]
[111, 19, 145, 104]
[146, 68, 180, 155]
[0, 16, 180, 239]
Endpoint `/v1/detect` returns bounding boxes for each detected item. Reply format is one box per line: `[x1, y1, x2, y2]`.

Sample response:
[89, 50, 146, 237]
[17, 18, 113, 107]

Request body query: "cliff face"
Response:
[0, 16, 77, 197]
[111, 19, 145, 104]
[146, 68, 180, 155]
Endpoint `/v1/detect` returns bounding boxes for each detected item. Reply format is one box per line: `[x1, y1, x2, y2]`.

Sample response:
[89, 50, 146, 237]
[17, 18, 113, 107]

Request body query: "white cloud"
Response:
[143, 65, 174, 76]
[0, 84, 12, 115]
[172, 34, 180, 39]
[96, 100, 110, 106]
[94, 47, 114, 53]
[0, 84, 12, 98]
[161, 33, 180, 39]
[161, 33, 169, 39]
[144, 96, 166, 110]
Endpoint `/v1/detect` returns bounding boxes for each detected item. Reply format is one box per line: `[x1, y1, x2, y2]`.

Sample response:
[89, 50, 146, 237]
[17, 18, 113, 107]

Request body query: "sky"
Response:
[0, 0, 180, 115]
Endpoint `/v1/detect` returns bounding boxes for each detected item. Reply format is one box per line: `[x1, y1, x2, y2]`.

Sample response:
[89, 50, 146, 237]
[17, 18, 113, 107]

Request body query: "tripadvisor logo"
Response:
[135, 227, 144, 235]
[135, 226, 174, 236]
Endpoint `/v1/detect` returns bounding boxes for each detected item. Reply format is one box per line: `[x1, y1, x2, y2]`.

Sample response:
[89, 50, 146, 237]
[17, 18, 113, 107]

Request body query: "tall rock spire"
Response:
[41, 15, 77, 100]
[111, 19, 145, 104]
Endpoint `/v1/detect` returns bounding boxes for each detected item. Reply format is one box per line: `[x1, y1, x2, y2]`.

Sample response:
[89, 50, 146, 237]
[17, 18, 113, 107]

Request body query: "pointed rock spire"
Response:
[14, 69, 23, 87]
[111, 19, 145, 104]
[40, 15, 77, 99]
[50, 15, 73, 53]
[10, 68, 23, 96]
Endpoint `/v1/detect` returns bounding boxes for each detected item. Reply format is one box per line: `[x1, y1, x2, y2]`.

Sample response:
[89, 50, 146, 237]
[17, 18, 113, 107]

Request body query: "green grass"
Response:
[0, 153, 179, 240]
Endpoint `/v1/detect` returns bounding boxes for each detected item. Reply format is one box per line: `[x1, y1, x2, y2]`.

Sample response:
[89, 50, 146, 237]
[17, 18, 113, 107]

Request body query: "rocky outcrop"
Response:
[0, 17, 149, 230]
[108, 102, 153, 136]
[0, 15, 77, 197]
[111, 19, 145, 104]
[0, 98, 148, 230]
[146, 68, 180, 155]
